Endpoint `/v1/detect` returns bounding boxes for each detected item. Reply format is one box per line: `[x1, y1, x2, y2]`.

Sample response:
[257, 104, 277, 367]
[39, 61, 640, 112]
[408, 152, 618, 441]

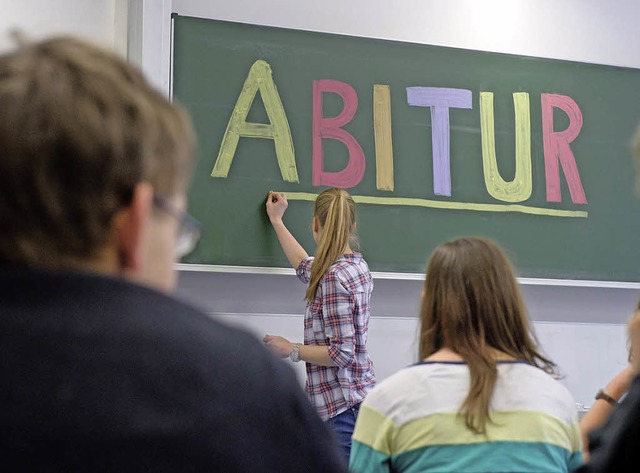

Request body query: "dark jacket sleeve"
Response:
[577, 375, 640, 472]
[203, 326, 349, 473]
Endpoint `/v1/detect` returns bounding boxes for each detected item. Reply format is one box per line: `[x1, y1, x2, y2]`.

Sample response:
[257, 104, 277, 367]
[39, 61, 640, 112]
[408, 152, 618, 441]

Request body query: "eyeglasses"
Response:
[152, 195, 202, 258]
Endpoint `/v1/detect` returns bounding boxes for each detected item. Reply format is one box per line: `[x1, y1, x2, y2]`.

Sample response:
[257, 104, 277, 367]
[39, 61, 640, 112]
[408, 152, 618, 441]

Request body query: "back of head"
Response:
[0, 35, 194, 268]
[419, 236, 556, 433]
[420, 237, 534, 359]
[306, 187, 357, 302]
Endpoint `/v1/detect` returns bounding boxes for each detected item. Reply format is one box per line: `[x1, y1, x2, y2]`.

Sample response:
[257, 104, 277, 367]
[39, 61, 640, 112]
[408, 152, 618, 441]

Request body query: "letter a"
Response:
[212, 60, 298, 183]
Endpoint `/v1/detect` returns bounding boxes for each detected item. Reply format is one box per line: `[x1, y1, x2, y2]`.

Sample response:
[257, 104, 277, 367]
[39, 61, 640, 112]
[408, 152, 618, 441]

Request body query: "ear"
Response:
[115, 182, 153, 272]
[313, 216, 320, 233]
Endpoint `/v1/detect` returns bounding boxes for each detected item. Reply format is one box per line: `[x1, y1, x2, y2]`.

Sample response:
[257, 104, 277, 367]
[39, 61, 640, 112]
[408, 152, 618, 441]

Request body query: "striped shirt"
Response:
[296, 253, 376, 421]
[350, 361, 583, 473]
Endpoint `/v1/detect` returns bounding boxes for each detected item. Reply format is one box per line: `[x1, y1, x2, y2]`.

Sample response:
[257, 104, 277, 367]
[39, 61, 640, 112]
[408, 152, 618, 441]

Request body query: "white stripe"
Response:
[364, 362, 577, 427]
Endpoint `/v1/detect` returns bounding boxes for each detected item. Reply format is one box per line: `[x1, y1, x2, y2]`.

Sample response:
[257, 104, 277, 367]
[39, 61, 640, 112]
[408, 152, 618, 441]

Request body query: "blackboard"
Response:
[172, 15, 640, 282]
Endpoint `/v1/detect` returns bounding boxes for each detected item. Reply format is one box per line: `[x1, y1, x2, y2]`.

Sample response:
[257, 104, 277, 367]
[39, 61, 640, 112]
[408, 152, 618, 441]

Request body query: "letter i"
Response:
[373, 84, 394, 191]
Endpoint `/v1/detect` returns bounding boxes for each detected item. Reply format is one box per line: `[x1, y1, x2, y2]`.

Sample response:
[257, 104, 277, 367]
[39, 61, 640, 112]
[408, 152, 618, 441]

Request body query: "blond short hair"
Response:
[0, 36, 195, 267]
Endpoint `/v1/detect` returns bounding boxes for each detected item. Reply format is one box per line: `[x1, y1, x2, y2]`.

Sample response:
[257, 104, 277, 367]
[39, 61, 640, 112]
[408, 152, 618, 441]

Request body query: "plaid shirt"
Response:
[296, 253, 376, 421]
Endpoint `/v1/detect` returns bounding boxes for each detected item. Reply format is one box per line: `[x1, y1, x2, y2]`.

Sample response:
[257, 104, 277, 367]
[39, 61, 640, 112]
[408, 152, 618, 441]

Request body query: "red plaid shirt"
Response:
[296, 253, 376, 421]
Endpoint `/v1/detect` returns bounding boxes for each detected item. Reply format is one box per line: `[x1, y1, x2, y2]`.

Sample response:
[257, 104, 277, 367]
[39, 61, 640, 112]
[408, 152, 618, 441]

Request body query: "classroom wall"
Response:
[0, 0, 126, 55]
[155, 0, 640, 409]
[170, 0, 640, 68]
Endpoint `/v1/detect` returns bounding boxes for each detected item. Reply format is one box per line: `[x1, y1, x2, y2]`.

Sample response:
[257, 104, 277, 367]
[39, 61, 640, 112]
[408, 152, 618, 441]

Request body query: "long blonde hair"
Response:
[305, 188, 358, 302]
[419, 237, 556, 434]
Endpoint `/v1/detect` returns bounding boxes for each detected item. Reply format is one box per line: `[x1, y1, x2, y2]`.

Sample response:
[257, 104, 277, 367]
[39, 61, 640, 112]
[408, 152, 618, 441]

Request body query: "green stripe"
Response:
[350, 440, 583, 472]
[568, 451, 583, 472]
[392, 441, 582, 473]
[350, 440, 391, 473]
[351, 404, 396, 455]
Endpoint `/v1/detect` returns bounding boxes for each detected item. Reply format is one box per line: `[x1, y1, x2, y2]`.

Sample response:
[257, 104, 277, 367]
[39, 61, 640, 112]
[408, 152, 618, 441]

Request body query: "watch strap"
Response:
[595, 389, 618, 407]
[289, 343, 301, 363]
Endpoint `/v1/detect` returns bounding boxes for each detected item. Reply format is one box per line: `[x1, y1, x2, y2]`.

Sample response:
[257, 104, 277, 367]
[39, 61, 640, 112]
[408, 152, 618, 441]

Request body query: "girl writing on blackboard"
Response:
[263, 188, 376, 462]
[350, 237, 583, 473]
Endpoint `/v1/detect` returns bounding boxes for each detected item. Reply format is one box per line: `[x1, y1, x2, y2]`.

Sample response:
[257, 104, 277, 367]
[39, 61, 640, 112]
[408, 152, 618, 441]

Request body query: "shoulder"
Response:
[128, 286, 294, 385]
[0, 269, 348, 471]
[362, 363, 449, 417]
[30, 270, 298, 394]
[364, 365, 420, 401]
[360, 362, 479, 431]
[105, 278, 313, 418]
[499, 362, 571, 398]
[325, 253, 372, 288]
[497, 362, 578, 421]
[296, 256, 313, 283]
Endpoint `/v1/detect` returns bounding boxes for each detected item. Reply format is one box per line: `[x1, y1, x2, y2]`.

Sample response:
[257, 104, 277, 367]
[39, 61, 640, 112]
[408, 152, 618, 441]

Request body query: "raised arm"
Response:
[266, 192, 308, 269]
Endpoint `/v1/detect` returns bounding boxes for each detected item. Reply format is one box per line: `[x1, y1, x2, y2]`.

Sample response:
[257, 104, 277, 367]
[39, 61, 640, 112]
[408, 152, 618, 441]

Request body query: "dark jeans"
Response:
[326, 403, 361, 465]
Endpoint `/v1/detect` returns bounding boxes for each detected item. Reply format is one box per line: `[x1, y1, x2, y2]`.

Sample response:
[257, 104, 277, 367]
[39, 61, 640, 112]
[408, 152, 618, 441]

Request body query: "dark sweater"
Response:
[0, 267, 347, 472]
[578, 375, 640, 472]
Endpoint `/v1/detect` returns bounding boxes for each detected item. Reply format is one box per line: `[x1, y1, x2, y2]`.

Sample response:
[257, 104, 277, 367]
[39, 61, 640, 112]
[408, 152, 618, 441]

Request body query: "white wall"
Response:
[174, 268, 637, 410]
[0, 0, 126, 54]
[172, 0, 640, 67]
[138, 0, 640, 97]
[214, 313, 631, 412]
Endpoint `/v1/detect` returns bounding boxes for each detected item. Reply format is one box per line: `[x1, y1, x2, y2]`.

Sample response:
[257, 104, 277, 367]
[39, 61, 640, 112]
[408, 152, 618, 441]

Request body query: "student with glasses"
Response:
[0, 36, 347, 472]
[152, 195, 203, 258]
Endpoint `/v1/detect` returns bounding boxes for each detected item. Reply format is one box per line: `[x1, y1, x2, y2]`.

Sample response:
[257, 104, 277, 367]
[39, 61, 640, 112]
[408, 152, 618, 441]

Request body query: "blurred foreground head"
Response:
[0, 35, 195, 290]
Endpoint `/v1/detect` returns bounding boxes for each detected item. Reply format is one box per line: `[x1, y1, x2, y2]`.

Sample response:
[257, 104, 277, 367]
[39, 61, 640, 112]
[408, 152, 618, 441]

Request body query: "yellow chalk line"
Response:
[281, 192, 588, 218]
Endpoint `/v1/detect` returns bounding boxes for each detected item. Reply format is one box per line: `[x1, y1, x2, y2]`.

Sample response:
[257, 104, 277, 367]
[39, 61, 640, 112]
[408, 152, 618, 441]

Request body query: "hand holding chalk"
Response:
[266, 191, 288, 223]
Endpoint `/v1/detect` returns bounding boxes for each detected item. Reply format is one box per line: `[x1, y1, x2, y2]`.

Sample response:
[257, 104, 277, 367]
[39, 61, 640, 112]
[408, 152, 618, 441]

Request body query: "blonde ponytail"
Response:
[305, 188, 357, 302]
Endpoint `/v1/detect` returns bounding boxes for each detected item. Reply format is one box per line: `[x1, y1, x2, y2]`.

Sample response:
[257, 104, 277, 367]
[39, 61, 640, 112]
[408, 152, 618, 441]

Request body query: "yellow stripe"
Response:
[394, 411, 580, 453]
[281, 192, 588, 218]
[352, 405, 396, 455]
[569, 414, 583, 453]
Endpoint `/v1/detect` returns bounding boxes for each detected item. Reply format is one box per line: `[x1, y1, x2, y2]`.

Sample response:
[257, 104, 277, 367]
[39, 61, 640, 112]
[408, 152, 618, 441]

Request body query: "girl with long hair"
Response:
[263, 188, 376, 462]
[351, 237, 582, 472]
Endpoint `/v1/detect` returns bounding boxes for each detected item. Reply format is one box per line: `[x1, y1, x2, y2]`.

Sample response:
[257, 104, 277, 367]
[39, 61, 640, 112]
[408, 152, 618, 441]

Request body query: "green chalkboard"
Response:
[172, 15, 640, 282]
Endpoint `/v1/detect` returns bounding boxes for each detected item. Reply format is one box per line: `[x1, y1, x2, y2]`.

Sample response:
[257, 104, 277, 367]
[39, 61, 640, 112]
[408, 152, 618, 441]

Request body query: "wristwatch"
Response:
[289, 343, 301, 363]
[595, 389, 618, 407]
